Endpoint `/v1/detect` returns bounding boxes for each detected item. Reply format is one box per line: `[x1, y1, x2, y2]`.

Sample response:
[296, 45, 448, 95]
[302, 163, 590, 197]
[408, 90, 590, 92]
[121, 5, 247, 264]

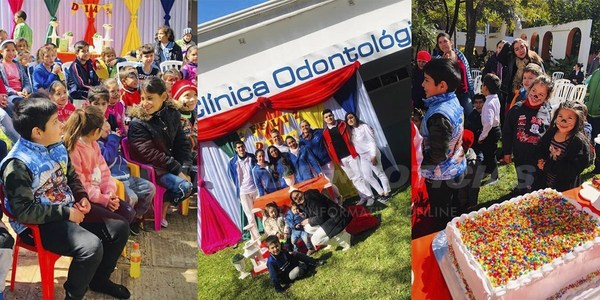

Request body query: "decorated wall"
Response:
[0, 0, 189, 57]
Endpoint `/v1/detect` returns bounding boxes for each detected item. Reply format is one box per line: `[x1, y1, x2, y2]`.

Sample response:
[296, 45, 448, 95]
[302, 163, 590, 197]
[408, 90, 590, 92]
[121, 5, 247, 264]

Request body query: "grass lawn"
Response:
[197, 187, 411, 300]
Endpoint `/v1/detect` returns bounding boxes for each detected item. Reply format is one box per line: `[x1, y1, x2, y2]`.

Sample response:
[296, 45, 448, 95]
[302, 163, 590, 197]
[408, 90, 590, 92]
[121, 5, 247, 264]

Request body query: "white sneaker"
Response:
[161, 219, 169, 228]
[356, 198, 367, 206]
[366, 197, 375, 207]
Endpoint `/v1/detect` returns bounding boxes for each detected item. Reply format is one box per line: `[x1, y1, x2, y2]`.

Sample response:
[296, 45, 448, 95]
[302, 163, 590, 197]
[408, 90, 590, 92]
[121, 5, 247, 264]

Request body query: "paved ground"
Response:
[1, 204, 198, 300]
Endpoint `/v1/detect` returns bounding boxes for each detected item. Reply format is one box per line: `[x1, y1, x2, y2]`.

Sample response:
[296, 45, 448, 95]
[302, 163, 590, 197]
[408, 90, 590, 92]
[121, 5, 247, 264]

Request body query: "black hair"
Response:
[322, 108, 333, 116]
[140, 76, 167, 96]
[482, 73, 501, 94]
[344, 112, 364, 127]
[496, 40, 507, 47]
[473, 93, 486, 102]
[87, 85, 110, 104]
[267, 145, 282, 163]
[422, 58, 461, 93]
[234, 140, 245, 148]
[15, 11, 26, 21]
[157, 25, 175, 42]
[74, 40, 89, 53]
[285, 135, 296, 143]
[12, 97, 57, 140]
[255, 149, 265, 157]
[265, 235, 280, 246]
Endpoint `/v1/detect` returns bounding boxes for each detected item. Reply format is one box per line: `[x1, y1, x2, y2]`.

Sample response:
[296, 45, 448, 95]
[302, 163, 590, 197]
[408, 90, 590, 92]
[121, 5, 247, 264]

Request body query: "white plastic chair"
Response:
[552, 72, 565, 81]
[554, 83, 575, 104]
[569, 84, 587, 103]
[471, 69, 481, 81]
[473, 75, 483, 94]
[27, 62, 37, 88]
[159, 60, 183, 73]
[115, 61, 141, 88]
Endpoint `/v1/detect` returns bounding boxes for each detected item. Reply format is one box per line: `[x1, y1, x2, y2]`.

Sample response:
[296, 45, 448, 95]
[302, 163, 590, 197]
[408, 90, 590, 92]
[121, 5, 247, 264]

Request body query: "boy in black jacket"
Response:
[266, 235, 322, 293]
[67, 41, 100, 99]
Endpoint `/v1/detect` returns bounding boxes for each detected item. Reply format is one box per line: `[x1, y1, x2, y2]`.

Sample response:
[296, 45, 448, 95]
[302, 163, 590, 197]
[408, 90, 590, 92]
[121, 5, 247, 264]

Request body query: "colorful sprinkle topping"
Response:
[455, 190, 600, 287]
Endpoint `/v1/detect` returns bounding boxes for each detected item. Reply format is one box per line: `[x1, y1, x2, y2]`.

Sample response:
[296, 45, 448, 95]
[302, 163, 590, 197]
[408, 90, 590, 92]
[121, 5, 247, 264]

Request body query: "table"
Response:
[57, 51, 101, 63]
[412, 232, 452, 300]
[253, 176, 330, 210]
[411, 187, 593, 299]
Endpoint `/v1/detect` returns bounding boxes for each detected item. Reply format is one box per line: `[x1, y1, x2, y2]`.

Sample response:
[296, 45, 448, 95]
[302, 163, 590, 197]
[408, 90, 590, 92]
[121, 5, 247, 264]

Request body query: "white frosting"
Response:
[446, 189, 600, 300]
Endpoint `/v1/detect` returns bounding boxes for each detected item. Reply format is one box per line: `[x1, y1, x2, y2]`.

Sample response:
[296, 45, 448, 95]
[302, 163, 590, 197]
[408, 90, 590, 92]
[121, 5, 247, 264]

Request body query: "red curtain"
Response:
[82, 0, 100, 44]
[198, 61, 360, 142]
[198, 179, 242, 254]
[7, 0, 24, 38]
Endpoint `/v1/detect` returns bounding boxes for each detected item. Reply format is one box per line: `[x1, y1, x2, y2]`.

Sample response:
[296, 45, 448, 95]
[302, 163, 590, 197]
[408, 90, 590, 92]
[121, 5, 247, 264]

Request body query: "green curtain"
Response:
[214, 132, 239, 158]
[44, 0, 61, 45]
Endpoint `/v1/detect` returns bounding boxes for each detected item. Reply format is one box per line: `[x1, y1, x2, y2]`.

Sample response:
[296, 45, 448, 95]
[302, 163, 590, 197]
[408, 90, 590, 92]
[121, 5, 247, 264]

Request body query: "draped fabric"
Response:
[198, 179, 241, 254]
[160, 0, 175, 27]
[334, 72, 357, 113]
[214, 133, 238, 158]
[121, 0, 143, 56]
[199, 61, 361, 142]
[82, 0, 100, 44]
[7, 0, 24, 38]
[43, 0, 61, 45]
[298, 103, 324, 129]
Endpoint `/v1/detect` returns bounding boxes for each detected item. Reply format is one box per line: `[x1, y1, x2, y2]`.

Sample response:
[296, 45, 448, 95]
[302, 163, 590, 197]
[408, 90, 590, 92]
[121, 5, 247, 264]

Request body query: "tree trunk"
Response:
[442, 0, 450, 32]
[449, 0, 461, 38]
[465, 0, 487, 68]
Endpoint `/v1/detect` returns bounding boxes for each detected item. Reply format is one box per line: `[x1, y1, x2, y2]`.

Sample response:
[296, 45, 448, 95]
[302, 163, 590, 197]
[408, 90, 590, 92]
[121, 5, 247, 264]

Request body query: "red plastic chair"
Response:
[0, 185, 61, 300]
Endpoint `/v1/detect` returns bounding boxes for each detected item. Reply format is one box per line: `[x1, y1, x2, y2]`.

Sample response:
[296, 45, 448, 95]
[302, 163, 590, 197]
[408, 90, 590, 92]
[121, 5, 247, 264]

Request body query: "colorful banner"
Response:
[70, 2, 113, 17]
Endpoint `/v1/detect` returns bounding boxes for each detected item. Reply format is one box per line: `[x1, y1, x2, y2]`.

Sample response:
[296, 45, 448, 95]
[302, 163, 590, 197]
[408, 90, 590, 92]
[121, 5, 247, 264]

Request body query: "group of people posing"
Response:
[413, 35, 594, 239]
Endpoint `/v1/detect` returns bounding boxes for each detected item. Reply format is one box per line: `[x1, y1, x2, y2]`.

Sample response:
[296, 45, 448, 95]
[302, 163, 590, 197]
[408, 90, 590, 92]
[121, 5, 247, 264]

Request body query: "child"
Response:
[154, 26, 183, 65]
[266, 235, 321, 293]
[252, 149, 279, 196]
[175, 27, 196, 55]
[127, 77, 192, 228]
[136, 44, 160, 82]
[284, 202, 315, 255]
[457, 129, 483, 213]
[48, 80, 75, 123]
[63, 106, 136, 225]
[32, 45, 61, 92]
[502, 75, 554, 194]
[67, 40, 101, 99]
[537, 101, 592, 191]
[478, 74, 502, 184]
[466, 94, 484, 156]
[0, 97, 130, 299]
[171, 80, 197, 152]
[263, 202, 289, 243]
[17, 49, 31, 67]
[87, 85, 109, 115]
[13, 11, 32, 50]
[180, 45, 197, 84]
[0, 40, 32, 112]
[95, 47, 122, 80]
[0, 30, 7, 43]
[508, 63, 544, 110]
[420, 58, 466, 233]
[103, 78, 127, 133]
[162, 68, 182, 94]
[119, 66, 141, 107]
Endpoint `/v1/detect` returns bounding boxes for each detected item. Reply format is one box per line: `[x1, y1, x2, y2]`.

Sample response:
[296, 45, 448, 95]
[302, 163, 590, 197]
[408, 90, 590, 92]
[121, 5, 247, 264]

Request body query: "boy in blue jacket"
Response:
[284, 202, 315, 255]
[266, 235, 322, 293]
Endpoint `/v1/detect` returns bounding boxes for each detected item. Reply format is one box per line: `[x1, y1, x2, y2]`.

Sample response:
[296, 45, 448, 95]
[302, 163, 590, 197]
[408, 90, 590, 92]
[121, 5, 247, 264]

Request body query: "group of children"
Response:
[0, 15, 200, 299]
[414, 52, 593, 236]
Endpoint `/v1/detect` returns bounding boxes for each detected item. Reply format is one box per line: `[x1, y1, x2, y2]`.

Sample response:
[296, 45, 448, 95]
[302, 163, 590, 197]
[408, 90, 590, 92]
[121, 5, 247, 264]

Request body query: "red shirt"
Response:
[57, 102, 76, 123]
[120, 87, 141, 107]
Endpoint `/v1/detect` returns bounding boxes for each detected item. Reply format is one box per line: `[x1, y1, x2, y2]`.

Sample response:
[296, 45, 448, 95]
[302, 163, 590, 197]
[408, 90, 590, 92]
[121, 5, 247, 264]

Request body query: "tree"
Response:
[547, 0, 600, 54]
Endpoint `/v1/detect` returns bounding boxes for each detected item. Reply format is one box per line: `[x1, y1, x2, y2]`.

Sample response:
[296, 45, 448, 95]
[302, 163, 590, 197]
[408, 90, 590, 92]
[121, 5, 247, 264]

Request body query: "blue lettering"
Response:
[237, 86, 253, 102]
[312, 59, 329, 75]
[273, 67, 295, 88]
[343, 46, 358, 62]
[395, 28, 411, 47]
[358, 42, 374, 57]
[296, 59, 313, 81]
[253, 81, 270, 96]
[327, 53, 346, 70]
[228, 86, 239, 105]
[214, 94, 233, 110]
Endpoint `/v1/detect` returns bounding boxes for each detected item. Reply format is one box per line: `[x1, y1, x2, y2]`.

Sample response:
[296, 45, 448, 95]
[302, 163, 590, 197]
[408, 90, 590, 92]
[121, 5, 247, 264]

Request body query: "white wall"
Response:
[0, 0, 190, 56]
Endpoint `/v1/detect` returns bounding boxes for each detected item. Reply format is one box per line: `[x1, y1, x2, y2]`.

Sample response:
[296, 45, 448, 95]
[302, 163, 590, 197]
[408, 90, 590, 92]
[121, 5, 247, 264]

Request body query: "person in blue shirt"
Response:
[265, 235, 322, 293]
[284, 202, 315, 254]
[285, 136, 322, 183]
[251, 149, 280, 196]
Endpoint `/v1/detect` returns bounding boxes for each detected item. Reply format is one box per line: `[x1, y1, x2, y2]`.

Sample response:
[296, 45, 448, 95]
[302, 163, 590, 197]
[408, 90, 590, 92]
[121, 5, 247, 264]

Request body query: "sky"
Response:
[198, 0, 268, 24]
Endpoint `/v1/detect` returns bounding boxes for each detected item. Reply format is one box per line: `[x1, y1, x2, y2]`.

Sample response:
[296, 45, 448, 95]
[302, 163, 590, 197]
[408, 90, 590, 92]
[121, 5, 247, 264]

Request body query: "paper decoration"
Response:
[70, 2, 113, 16]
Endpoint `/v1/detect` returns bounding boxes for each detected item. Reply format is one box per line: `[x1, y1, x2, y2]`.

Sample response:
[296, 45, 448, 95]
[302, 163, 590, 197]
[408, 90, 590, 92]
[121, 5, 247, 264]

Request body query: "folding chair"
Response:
[0, 185, 61, 300]
[569, 84, 587, 103]
[552, 72, 565, 81]
[159, 60, 183, 73]
[115, 62, 141, 89]
[471, 69, 481, 81]
[473, 75, 483, 94]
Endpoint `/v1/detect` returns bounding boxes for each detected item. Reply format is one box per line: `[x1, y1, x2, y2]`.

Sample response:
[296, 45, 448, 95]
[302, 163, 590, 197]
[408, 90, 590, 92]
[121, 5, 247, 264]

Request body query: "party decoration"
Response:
[70, 1, 113, 44]
[121, 0, 143, 56]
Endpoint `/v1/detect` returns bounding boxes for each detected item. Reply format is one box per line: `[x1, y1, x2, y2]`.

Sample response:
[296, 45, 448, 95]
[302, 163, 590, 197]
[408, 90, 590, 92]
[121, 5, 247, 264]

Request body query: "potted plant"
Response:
[93, 33, 104, 53]
[231, 253, 250, 279]
[61, 31, 74, 52]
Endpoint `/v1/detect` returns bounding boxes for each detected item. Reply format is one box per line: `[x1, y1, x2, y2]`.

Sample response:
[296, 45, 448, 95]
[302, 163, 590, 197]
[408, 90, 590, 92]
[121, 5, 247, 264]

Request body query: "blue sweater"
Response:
[287, 146, 321, 183]
[252, 163, 279, 196]
[267, 251, 299, 292]
[298, 129, 331, 165]
[98, 134, 130, 180]
[32, 63, 60, 92]
[284, 209, 306, 233]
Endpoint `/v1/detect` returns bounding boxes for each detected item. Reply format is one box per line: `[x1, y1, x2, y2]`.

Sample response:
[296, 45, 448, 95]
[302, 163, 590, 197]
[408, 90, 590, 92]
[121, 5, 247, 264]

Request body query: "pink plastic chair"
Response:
[0, 185, 61, 300]
[121, 137, 167, 231]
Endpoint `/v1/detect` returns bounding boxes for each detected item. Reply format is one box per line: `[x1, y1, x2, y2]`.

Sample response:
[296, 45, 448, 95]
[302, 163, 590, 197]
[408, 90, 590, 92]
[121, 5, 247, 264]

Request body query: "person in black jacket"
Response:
[290, 189, 352, 251]
[536, 101, 592, 191]
[127, 77, 192, 228]
[265, 235, 322, 293]
[570, 63, 585, 85]
[67, 40, 101, 99]
[154, 26, 183, 65]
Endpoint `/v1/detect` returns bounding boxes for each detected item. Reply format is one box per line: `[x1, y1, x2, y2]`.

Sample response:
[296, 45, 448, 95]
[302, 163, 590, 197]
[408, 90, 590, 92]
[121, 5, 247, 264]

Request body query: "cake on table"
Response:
[445, 189, 600, 299]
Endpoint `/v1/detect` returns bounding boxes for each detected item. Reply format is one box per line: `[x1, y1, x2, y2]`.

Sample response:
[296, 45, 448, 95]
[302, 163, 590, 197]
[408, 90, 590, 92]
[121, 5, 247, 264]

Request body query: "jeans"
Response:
[159, 173, 192, 205]
[290, 229, 314, 251]
[123, 176, 155, 219]
[19, 204, 129, 300]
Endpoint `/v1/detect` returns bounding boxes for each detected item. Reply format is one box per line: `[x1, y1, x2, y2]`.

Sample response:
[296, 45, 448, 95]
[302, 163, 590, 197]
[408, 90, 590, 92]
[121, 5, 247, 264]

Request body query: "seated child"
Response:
[263, 202, 289, 243]
[119, 66, 141, 107]
[171, 80, 197, 159]
[180, 46, 197, 84]
[509, 63, 543, 110]
[0, 40, 32, 112]
[136, 44, 160, 82]
[17, 50, 31, 68]
[64, 106, 136, 225]
[67, 40, 101, 99]
[14, 38, 29, 54]
[266, 235, 322, 293]
[48, 80, 75, 124]
[0, 97, 130, 299]
[96, 47, 124, 80]
[103, 78, 127, 134]
[162, 68, 182, 94]
[175, 27, 196, 55]
[0, 215, 13, 300]
[32, 45, 62, 92]
[127, 77, 193, 228]
[284, 202, 315, 255]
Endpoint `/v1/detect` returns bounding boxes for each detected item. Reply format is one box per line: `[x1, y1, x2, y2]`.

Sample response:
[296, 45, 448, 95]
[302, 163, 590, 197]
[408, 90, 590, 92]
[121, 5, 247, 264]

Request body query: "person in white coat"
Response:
[345, 112, 391, 202]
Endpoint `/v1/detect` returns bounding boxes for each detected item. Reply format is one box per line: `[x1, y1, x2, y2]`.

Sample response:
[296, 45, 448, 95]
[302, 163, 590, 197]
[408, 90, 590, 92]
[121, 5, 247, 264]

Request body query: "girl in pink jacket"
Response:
[64, 105, 135, 224]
